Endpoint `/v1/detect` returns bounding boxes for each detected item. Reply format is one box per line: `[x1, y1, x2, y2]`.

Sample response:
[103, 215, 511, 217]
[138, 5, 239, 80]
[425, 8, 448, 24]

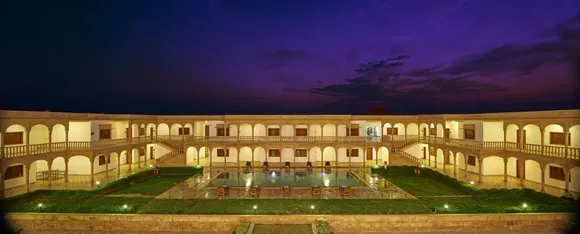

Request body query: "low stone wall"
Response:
[6, 213, 575, 233]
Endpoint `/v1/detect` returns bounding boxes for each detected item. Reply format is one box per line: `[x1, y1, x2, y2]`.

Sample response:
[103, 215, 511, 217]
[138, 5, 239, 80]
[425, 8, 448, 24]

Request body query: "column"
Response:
[144, 148, 147, 167]
[117, 156, 121, 178]
[464, 159, 468, 178]
[25, 166, 30, 193]
[453, 155, 457, 177]
[25, 129, 30, 156]
[565, 170, 570, 192]
[48, 162, 52, 186]
[307, 148, 310, 162]
[197, 148, 201, 166]
[503, 158, 508, 183]
[503, 126, 507, 151]
[209, 147, 213, 167]
[237, 146, 240, 170]
[127, 151, 132, 173]
[251, 124, 254, 141]
[336, 124, 340, 142]
[64, 158, 69, 182]
[518, 127, 524, 151]
[540, 129, 545, 155]
[564, 129, 570, 158]
[540, 165, 545, 192]
[105, 155, 109, 177]
[250, 148, 254, 168]
[434, 152, 437, 169]
[478, 157, 483, 184]
[90, 159, 95, 184]
[348, 147, 352, 167]
[65, 128, 69, 150]
[48, 129, 52, 152]
[385, 123, 389, 141]
[519, 160, 524, 186]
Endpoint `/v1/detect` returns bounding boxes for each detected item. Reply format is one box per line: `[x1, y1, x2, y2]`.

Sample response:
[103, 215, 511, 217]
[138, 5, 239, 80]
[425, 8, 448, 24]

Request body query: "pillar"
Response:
[25, 166, 30, 193]
[209, 147, 213, 167]
[64, 158, 69, 182]
[137, 149, 141, 168]
[25, 129, 30, 156]
[348, 147, 352, 167]
[65, 128, 69, 150]
[564, 129, 570, 158]
[565, 170, 570, 192]
[127, 151, 132, 173]
[540, 165, 545, 192]
[519, 159, 524, 187]
[464, 159, 468, 178]
[503, 126, 507, 151]
[540, 129, 545, 155]
[503, 158, 508, 183]
[117, 155, 121, 178]
[250, 148, 254, 168]
[453, 155, 457, 177]
[105, 155, 109, 177]
[478, 157, 483, 184]
[518, 127, 524, 151]
[48, 130, 52, 152]
[197, 148, 201, 166]
[48, 161, 52, 186]
[434, 152, 437, 169]
[90, 159, 95, 184]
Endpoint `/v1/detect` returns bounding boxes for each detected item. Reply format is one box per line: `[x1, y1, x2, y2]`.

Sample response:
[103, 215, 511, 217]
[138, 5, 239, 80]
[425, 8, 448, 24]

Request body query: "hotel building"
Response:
[0, 109, 579, 197]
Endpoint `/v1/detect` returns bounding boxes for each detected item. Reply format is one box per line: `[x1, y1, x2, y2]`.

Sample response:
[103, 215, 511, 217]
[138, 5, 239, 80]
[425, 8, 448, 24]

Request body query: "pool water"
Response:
[208, 170, 362, 187]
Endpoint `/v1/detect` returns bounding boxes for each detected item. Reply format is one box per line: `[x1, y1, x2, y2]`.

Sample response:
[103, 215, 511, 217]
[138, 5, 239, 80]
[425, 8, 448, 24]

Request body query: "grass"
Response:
[252, 224, 312, 234]
[3, 166, 577, 215]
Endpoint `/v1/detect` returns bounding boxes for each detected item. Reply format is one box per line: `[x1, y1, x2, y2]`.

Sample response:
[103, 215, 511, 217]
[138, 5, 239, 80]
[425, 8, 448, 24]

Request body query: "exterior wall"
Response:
[68, 121, 91, 141]
[459, 120, 483, 141]
[482, 156, 504, 175]
[482, 122, 504, 141]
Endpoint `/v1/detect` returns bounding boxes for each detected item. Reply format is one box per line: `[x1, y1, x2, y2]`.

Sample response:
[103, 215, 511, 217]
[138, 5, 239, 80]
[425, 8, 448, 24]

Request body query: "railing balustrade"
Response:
[2, 134, 579, 160]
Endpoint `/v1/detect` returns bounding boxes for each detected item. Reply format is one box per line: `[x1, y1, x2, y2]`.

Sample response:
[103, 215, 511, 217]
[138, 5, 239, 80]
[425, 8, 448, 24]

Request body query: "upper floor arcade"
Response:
[0, 109, 579, 160]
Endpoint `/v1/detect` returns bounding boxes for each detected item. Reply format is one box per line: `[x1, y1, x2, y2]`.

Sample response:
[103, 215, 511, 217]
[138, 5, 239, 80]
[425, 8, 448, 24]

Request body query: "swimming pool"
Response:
[208, 169, 362, 187]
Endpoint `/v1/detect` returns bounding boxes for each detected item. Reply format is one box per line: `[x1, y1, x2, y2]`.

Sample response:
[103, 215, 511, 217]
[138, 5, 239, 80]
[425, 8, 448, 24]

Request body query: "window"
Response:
[347, 149, 359, 157]
[139, 148, 145, 156]
[430, 147, 435, 156]
[429, 128, 436, 136]
[4, 165, 24, 180]
[178, 127, 190, 135]
[549, 166, 566, 181]
[217, 127, 230, 136]
[467, 156, 476, 166]
[386, 128, 398, 135]
[549, 132, 570, 146]
[349, 128, 359, 136]
[295, 149, 307, 157]
[99, 129, 111, 140]
[4, 132, 24, 145]
[268, 149, 281, 157]
[217, 149, 229, 157]
[98, 155, 107, 165]
[295, 128, 308, 136]
[444, 128, 450, 138]
[139, 127, 145, 136]
[267, 128, 280, 136]
[464, 129, 475, 140]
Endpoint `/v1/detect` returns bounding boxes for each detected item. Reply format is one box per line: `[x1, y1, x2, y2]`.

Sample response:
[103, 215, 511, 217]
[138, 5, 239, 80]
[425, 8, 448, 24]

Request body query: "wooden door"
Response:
[517, 129, 526, 149]
[516, 159, 525, 179]
[444, 151, 450, 164]
[150, 146, 154, 159]
[444, 128, 450, 139]
[366, 147, 373, 160]
[204, 125, 210, 137]
[126, 128, 130, 139]
[149, 128, 154, 139]
[423, 147, 427, 159]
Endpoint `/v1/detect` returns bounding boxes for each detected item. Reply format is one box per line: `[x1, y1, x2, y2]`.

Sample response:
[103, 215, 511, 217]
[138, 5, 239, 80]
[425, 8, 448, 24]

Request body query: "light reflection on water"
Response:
[209, 170, 361, 187]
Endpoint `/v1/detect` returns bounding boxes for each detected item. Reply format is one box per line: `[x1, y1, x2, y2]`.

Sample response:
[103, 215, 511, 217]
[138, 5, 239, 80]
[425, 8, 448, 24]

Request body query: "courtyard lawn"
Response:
[3, 166, 577, 215]
[252, 224, 312, 234]
[112, 174, 194, 195]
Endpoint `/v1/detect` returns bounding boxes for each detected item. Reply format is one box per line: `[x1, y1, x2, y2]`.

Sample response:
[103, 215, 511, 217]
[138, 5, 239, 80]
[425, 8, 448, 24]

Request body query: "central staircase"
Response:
[389, 137, 422, 166]
[154, 137, 186, 166]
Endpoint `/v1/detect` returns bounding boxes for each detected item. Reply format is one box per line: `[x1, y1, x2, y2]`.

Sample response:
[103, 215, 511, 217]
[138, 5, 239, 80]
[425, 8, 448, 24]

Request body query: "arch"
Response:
[309, 124, 322, 137]
[436, 148, 444, 166]
[393, 123, 406, 135]
[183, 123, 193, 135]
[505, 124, 519, 143]
[419, 123, 429, 137]
[51, 124, 67, 143]
[436, 123, 444, 137]
[253, 147, 266, 162]
[157, 123, 169, 136]
[570, 125, 580, 148]
[68, 155, 91, 175]
[51, 157, 66, 171]
[406, 123, 419, 136]
[309, 147, 322, 162]
[506, 156, 518, 177]
[119, 150, 128, 164]
[29, 124, 50, 145]
[3, 163, 28, 189]
[29, 159, 50, 184]
[449, 150, 455, 165]
[146, 123, 156, 137]
[239, 124, 252, 136]
[131, 123, 140, 137]
[254, 124, 266, 136]
[322, 146, 336, 161]
[198, 146, 210, 159]
[544, 163, 566, 190]
[131, 148, 140, 164]
[524, 159, 541, 183]
[544, 124, 564, 146]
[456, 152, 466, 168]
[322, 124, 336, 136]
[280, 124, 294, 137]
[378, 146, 389, 165]
[186, 146, 198, 164]
[522, 124, 541, 145]
[170, 123, 182, 136]
[481, 156, 504, 175]
[109, 152, 119, 168]
[239, 147, 252, 161]
[382, 123, 393, 135]
[5, 124, 27, 146]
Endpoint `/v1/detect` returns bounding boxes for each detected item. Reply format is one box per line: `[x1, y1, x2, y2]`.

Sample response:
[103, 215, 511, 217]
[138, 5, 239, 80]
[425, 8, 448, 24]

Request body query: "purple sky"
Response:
[2, 0, 580, 114]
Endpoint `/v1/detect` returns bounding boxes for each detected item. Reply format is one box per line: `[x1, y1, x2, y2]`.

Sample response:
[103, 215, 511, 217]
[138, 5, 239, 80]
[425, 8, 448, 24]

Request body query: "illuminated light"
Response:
[123, 204, 128, 209]
[38, 203, 43, 207]
[469, 181, 474, 185]
[522, 203, 527, 208]
[323, 179, 330, 187]
[245, 178, 252, 187]
[96, 181, 101, 185]
[311, 205, 315, 210]
[253, 205, 258, 210]
[444, 204, 449, 209]
[420, 165, 425, 168]
[149, 165, 153, 168]
[271, 172, 276, 177]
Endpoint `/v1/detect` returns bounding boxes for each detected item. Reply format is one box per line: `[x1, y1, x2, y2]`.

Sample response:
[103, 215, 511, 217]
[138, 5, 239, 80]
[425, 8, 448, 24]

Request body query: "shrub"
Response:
[235, 222, 250, 234]
[316, 220, 330, 234]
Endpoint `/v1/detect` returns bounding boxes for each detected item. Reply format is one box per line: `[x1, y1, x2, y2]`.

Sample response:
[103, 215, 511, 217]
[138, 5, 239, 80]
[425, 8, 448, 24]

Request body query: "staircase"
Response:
[389, 138, 421, 166]
[154, 137, 186, 167]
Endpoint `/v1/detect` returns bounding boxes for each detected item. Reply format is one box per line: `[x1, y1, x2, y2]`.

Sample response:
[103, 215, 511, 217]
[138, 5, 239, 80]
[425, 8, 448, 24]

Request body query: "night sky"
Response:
[2, 0, 580, 115]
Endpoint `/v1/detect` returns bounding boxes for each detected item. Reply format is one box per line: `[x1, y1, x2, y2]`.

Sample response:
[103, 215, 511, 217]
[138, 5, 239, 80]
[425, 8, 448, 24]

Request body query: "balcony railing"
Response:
[2, 134, 579, 160]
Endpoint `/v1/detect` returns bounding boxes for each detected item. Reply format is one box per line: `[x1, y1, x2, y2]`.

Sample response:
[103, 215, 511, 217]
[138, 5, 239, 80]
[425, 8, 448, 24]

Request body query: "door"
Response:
[444, 128, 450, 139]
[366, 147, 373, 160]
[126, 128, 130, 140]
[150, 146, 154, 159]
[204, 125, 210, 137]
[423, 147, 427, 159]
[517, 129, 526, 149]
[516, 159, 525, 179]
[149, 128, 154, 139]
[444, 151, 450, 164]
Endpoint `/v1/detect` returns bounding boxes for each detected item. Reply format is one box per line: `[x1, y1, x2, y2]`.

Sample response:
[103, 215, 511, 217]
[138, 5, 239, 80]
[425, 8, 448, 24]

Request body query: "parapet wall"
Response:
[6, 212, 575, 232]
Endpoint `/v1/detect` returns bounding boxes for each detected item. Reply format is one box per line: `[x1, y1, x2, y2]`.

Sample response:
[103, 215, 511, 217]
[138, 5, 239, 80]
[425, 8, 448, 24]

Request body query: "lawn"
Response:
[3, 166, 577, 215]
[112, 174, 194, 195]
[252, 224, 312, 234]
